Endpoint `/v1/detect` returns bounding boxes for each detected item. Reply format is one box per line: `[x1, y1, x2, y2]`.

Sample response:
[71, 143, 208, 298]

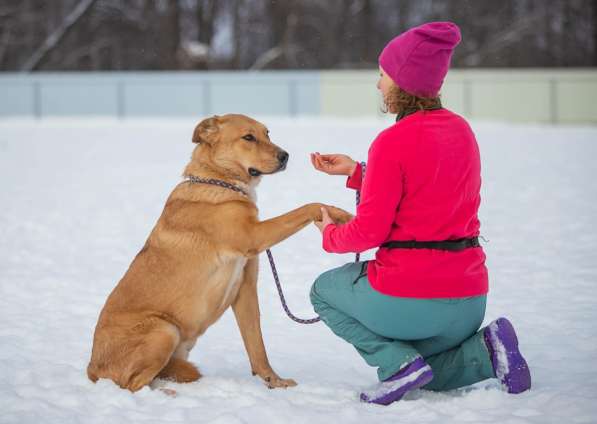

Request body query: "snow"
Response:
[0, 117, 596, 423]
[488, 321, 509, 381]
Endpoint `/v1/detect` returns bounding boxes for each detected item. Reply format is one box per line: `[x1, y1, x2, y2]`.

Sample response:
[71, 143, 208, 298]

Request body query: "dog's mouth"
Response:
[248, 163, 286, 177]
[248, 167, 262, 177]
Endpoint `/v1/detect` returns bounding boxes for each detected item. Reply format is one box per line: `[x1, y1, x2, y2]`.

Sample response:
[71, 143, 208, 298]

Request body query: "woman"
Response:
[309, 22, 531, 405]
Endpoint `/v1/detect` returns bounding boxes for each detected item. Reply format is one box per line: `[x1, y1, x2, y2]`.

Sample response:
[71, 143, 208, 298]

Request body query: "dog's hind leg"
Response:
[157, 357, 201, 383]
[118, 321, 180, 392]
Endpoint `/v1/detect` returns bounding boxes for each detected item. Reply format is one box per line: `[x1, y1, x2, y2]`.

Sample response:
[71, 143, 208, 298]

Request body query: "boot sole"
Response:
[488, 318, 531, 394]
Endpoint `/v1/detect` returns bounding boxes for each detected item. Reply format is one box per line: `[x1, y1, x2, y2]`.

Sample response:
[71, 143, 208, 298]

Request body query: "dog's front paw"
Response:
[254, 370, 297, 389]
[264, 374, 297, 389]
[326, 205, 354, 224]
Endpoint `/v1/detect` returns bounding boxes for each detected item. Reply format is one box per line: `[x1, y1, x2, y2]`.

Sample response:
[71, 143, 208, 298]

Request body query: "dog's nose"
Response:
[277, 150, 289, 165]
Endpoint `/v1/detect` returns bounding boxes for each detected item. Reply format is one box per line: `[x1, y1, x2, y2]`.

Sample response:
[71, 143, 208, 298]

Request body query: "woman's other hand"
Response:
[310, 152, 357, 176]
[314, 207, 335, 233]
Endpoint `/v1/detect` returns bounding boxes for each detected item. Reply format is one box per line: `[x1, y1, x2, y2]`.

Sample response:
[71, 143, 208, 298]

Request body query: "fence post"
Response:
[116, 80, 125, 119]
[463, 78, 472, 118]
[288, 79, 297, 117]
[33, 80, 42, 119]
[549, 78, 558, 124]
[203, 79, 211, 115]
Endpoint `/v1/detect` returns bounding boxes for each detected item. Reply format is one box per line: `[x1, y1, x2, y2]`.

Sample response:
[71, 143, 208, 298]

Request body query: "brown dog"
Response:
[87, 114, 353, 392]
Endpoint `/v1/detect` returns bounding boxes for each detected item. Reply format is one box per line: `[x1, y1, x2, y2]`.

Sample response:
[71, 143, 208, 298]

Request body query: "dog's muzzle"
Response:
[248, 150, 289, 176]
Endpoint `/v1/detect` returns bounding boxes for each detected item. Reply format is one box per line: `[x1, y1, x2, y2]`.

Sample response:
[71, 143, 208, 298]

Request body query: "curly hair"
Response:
[382, 84, 442, 115]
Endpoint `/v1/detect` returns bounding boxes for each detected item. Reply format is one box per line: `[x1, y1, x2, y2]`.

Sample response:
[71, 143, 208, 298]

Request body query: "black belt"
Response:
[381, 237, 480, 252]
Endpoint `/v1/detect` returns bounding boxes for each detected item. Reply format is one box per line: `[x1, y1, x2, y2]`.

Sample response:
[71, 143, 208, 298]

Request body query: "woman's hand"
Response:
[310, 152, 357, 176]
[314, 207, 334, 233]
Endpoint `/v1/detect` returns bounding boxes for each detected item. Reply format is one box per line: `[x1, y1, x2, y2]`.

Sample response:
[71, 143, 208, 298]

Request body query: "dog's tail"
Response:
[157, 358, 201, 383]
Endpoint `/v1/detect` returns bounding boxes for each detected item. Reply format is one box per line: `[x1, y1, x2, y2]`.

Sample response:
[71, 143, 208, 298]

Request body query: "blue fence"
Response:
[0, 71, 320, 118]
[2, 70, 596, 123]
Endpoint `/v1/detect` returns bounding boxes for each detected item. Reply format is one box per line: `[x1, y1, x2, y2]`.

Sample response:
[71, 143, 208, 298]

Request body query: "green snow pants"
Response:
[310, 261, 496, 391]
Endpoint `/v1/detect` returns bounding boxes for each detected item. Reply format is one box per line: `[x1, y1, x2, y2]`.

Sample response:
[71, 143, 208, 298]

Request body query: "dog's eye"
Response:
[242, 134, 256, 142]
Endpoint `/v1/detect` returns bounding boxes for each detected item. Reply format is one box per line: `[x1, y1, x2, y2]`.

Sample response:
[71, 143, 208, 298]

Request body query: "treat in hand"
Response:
[310, 152, 357, 176]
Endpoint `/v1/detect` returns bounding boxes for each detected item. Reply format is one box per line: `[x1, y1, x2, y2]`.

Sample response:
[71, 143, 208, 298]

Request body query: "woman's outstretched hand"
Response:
[314, 207, 334, 233]
[310, 152, 357, 176]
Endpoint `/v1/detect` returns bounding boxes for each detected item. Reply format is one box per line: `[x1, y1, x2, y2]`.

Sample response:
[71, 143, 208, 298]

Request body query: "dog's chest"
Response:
[215, 257, 247, 308]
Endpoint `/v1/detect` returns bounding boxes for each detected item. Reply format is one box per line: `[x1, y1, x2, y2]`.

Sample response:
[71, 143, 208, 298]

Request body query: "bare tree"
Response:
[250, 0, 298, 70]
[0, 0, 594, 72]
[20, 0, 99, 71]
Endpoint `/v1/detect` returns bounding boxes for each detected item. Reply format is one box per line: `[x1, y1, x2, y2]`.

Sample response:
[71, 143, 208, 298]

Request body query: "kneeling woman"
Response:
[309, 22, 531, 405]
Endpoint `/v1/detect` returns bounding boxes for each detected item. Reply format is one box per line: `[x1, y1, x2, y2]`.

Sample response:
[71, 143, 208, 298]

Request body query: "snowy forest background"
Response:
[1, 0, 596, 72]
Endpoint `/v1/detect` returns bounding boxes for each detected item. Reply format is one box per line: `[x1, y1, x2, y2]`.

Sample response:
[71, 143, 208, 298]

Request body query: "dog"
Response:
[87, 114, 353, 392]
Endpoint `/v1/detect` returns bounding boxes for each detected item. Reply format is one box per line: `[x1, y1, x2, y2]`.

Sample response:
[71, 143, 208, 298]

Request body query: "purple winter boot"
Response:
[360, 357, 434, 405]
[484, 317, 531, 394]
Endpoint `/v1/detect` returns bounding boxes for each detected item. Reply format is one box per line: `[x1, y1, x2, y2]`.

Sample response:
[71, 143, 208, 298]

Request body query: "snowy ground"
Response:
[0, 116, 596, 424]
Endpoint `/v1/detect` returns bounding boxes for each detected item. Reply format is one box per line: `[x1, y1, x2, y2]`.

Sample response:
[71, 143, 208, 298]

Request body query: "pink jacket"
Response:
[323, 109, 488, 298]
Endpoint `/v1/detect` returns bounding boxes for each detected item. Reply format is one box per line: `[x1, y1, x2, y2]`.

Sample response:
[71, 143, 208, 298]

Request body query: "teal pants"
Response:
[310, 262, 496, 391]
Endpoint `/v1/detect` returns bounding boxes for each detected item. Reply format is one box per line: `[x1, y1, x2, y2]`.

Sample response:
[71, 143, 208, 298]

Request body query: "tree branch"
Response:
[462, 10, 547, 66]
[20, 0, 99, 72]
[249, 46, 283, 70]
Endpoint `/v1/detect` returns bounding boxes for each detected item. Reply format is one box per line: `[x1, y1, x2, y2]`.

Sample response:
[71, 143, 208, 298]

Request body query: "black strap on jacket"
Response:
[381, 237, 480, 252]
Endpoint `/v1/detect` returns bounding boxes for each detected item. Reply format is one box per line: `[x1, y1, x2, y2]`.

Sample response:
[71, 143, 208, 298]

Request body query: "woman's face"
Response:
[377, 67, 395, 99]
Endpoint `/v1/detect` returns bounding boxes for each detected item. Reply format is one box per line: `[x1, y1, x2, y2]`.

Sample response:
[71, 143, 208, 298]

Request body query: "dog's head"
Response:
[191, 114, 288, 179]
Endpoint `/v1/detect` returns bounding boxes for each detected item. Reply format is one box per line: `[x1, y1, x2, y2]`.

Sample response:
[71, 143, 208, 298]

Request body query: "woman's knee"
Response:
[310, 272, 329, 308]
[310, 266, 343, 308]
[310, 262, 363, 308]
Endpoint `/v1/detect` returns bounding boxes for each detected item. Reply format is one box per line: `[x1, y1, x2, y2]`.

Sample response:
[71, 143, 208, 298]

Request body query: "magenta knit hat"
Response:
[379, 21, 461, 98]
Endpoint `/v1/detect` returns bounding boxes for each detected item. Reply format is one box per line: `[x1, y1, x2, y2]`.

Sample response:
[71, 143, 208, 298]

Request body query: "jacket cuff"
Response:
[345, 162, 363, 190]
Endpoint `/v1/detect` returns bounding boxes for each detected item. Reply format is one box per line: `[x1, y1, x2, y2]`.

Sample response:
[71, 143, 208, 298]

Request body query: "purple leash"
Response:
[265, 249, 322, 324]
[267, 162, 366, 324]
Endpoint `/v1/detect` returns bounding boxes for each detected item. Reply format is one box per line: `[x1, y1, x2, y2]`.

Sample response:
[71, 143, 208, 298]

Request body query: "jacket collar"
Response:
[395, 103, 443, 122]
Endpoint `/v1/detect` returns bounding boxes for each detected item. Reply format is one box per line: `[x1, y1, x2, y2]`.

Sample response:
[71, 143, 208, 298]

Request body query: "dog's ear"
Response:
[192, 116, 221, 145]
